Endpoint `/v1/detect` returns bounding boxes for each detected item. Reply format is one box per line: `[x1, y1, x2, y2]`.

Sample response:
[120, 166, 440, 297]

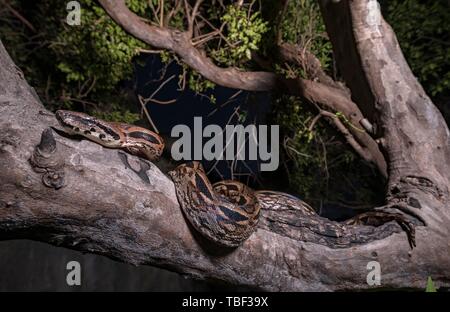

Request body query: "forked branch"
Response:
[97, 0, 387, 177]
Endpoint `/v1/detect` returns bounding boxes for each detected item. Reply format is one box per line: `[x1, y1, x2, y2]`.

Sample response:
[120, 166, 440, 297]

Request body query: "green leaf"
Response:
[245, 49, 252, 59]
[425, 277, 437, 292]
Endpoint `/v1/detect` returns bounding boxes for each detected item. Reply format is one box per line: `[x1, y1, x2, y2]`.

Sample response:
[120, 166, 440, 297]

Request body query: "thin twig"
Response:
[206, 106, 241, 175]
[195, 14, 233, 47]
[2, 0, 36, 32]
[160, 0, 164, 27]
[308, 113, 322, 132]
[207, 90, 243, 117]
[164, 0, 182, 27]
[138, 48, 164, 54]
[146, 74, 176, 101]
[63, 97, 99, 109]
[320, 111, 371, 163]
[138, 94, 159, 133]
[147, 98, 177, 105]
[192, 30, 221, 46]
[276, 0, 290, 44]
[188, 0, 203, 38]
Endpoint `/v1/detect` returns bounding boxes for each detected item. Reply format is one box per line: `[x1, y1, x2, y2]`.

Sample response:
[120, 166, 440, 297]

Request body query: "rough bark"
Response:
[277, 42, 343, 91]
[1, 0, 450, 291]
[319, 0, 450, 229]
[99, 0, 276, 92]
[283, 78, 387, 177]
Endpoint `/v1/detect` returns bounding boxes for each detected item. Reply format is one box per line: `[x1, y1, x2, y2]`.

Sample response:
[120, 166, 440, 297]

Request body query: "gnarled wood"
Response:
[1, 0, 450, 290]
[97, 0, 387, 177]
[319, 0, 450, 230]
[0, 36, 449, 290]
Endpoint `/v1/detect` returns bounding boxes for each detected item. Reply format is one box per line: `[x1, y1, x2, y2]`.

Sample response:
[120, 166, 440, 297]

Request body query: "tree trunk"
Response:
[319, 0, 450, 236]
[1, 0, 450, 291]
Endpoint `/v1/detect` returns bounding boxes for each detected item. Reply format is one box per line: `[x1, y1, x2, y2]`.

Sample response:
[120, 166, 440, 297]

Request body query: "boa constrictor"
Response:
[55, 110, 316, 247]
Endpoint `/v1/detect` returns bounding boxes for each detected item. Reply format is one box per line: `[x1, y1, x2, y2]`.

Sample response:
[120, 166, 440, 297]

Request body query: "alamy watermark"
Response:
[64, 1, 278, 170]
[171, 117, 279, 171]
[66, 260, 81, 286]
[366, 261, 381, 286]
[66, 1, 81, 26]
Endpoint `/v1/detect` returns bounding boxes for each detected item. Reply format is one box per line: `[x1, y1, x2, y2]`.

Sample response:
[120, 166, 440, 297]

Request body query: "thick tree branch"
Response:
[98, 0, 276, 92]
[319, 0, 450, 226]
[278, 42, 341, 91]
[283, 78, 387, 177]
[275, 0, 290, 44]
[0, 38, 449, 290]
[98, 0, 387, 177]
[274, 42, 387, 176]
[187, 0, 203, 38]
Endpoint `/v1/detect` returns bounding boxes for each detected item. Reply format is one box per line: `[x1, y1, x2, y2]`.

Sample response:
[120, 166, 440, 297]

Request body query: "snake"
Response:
[55, 110, 164, 161]
[55, 110, 418, 248]
[55, 110, 316, 247]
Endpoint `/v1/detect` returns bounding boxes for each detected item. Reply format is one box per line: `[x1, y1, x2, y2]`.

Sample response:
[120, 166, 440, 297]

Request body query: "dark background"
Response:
[0, 240, 217, 291]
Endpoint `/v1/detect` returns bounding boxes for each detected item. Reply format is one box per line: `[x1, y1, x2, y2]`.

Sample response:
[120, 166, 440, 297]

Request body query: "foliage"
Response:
[210, 5, 269, 66]
[272, 95, 383, 210]
[381, 0, 450, 98]
[187, 68, 216, 97]
[0, 0, 148, 122]
[56, 0, 147, 91]
[275, 0, 333, 76]
[271, 0, 449, 210]
[425, 277, 437, 292]
[162, 3, 269, 100]
[177, 3, 269, 98]
[264, 0, 382, 209]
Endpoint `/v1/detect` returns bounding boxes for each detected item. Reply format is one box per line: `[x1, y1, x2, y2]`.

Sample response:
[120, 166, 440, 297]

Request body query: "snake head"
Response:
[55, 110, 122, 146]
[55, 110, 95, 132]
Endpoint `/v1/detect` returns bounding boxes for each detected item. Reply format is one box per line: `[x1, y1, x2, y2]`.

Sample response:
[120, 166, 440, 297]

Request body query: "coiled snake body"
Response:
[55, 110, 318, 247]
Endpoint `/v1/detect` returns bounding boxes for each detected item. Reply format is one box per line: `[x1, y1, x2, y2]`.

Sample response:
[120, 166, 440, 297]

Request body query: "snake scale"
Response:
[55, 110, 415, 248]
[55, 110, 316, 247]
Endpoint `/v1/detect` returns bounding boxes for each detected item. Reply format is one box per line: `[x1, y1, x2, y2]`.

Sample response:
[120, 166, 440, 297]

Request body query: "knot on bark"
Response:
[29, 128, 65, 189]
[389, 175, 446, 203]
[42, 171, 65, 189]
[172, 30, 190, 46]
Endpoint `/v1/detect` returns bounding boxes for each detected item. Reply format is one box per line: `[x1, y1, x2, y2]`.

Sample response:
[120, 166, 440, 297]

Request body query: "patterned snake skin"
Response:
[56, 110, 407, 248]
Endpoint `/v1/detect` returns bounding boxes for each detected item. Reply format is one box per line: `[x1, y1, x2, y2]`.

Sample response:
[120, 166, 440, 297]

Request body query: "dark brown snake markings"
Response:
[55, 110, 415, 248]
